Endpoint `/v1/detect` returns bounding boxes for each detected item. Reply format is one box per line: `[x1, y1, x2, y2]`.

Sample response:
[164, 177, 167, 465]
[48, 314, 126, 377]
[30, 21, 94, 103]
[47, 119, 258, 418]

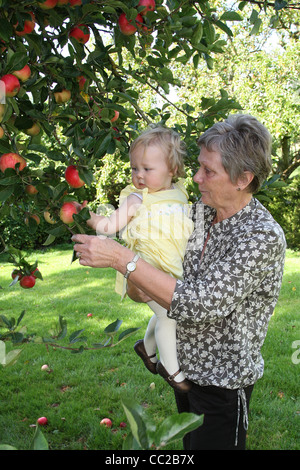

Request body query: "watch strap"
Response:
[124, 254, 140, 279]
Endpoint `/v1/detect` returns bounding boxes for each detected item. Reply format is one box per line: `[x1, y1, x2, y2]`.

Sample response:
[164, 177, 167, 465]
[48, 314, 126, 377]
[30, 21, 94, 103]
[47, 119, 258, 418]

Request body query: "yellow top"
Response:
[115, 179, 194, 296]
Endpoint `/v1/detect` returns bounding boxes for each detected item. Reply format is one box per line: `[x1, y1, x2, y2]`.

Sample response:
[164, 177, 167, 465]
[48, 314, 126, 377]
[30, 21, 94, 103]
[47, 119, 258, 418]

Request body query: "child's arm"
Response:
[79, 194, 142, 236]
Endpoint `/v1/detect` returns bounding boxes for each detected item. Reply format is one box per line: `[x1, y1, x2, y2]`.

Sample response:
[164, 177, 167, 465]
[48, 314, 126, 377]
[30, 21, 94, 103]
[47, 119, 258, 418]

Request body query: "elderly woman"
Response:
[72, 114, 286, 450]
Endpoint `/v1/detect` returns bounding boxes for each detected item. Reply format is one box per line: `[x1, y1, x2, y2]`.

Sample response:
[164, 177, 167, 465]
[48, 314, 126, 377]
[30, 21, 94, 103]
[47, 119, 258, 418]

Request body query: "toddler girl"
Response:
[81, 126, 194, 393]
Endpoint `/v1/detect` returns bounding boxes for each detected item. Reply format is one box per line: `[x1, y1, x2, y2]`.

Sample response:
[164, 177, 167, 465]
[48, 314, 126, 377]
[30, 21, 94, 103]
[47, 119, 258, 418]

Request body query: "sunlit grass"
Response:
[0, 246, 299, 450]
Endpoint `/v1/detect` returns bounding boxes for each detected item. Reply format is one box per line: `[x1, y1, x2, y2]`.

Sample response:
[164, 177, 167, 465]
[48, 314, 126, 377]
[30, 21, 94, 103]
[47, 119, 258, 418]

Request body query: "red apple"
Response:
[38, 0, 58, 9]
[99, 109, 119, 123]
[11, 269, 22, 281]
[118, 13, 143, 36]
[20, 275, 36, 289]
[25, 184, 38, 195]
[100, 418, 112, 428]
[77, 75, 86, 90]
[0, 153, 26, 173]
[119, 422, 127, 428]
[14, 12, 35, 36]
[138, 0, 155, 15]
[69, 24, 90, 44]
[25, 213, 40, 225]
[87, 313, 93, 318]
[0, 127, 4, 139]
[37, 417, 48, 426]
[41, 364, 50, 371]
[60, 201, 77, 224]
[12, 65, 31, 82]
[65, 165, 85, 188]
[54, 89, 71, 104]
[111, 110, 119, 122]
[1, 74, 20, 97]
[69, 0, 82, 5]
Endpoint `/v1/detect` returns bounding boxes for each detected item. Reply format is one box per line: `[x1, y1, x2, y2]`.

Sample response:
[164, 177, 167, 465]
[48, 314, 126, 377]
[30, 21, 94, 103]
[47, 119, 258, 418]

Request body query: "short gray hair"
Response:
[197, 114, 272, 193]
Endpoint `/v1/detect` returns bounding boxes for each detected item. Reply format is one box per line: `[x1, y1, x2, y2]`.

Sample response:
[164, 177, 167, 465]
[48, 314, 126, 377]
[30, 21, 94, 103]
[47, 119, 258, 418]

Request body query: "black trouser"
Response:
[174, 383, 254, 450]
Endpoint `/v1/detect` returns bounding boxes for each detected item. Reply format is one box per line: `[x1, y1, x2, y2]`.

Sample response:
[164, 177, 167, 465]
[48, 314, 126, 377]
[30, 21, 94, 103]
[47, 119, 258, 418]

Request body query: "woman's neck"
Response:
[214, 194, 252, 223]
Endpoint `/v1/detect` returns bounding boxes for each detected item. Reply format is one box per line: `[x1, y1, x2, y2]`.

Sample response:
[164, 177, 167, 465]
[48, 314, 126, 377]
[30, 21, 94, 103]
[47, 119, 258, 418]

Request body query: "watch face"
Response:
[127, 262, 135, 272]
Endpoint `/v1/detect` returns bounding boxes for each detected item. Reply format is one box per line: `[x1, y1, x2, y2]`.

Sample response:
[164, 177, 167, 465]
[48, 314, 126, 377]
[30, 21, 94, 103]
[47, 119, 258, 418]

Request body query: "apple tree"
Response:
[0, 0, 296, 271]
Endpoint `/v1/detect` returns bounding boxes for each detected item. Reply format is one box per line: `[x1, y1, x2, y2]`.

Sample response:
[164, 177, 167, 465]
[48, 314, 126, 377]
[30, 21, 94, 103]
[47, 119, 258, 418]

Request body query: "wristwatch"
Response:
[124, 254, 140, 279]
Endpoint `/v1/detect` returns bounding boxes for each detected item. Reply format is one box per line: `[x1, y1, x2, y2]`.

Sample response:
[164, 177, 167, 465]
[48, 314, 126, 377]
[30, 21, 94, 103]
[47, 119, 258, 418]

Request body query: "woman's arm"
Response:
[72, 235, 176, 309]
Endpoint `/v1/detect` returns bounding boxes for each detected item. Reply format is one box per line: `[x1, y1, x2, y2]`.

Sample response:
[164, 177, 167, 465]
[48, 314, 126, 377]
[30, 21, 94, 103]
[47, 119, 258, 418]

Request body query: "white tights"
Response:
[143, 300, 186, 383]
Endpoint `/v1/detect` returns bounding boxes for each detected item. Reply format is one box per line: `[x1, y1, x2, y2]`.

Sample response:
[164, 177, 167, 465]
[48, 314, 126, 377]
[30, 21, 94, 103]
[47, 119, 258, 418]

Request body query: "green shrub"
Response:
[264, 177, 300, 250]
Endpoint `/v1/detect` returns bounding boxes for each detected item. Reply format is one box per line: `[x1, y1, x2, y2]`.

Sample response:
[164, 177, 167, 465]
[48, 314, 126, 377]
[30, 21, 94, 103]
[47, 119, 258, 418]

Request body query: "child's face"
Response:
[130, 144, 174, 193]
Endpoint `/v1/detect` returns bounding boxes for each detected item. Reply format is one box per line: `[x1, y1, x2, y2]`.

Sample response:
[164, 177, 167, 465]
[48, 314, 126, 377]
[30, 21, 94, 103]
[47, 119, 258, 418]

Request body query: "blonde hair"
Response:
[129, 126, 186, 179]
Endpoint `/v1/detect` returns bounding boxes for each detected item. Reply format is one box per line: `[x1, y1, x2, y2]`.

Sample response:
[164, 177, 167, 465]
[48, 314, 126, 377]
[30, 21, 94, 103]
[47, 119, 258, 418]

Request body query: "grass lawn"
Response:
[0, 245, 299, 451]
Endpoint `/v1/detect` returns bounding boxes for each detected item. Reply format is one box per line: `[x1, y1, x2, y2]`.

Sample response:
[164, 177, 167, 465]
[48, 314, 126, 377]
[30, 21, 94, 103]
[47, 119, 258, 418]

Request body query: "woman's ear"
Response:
[237, 171, 254, 191]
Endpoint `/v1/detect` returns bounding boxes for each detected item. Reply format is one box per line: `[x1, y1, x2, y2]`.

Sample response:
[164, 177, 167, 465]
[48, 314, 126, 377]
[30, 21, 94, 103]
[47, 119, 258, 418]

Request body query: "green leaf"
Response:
[31, 426, 49, 450]
[250, 18, 262, 35]
[57, 316, 67, 340]
[104, 319, 122, 335]
[6, 52, 29, 74]
[0, 185, 14, 202]
[43, 234, 56, 246]
[69, 329, 85, 344]
[16, 310, 25, 327]
[220, 11, 243, 21]
[121, 399, 149, 449]
[0, 17, 13, 42]
[118, 327, 140, 342]
[0, 444, 18, 450]
[155, 413, 203, 447]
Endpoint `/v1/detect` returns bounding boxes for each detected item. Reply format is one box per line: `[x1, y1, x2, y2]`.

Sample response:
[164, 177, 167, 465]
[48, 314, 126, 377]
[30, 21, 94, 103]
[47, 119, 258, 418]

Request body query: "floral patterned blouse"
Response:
[168, 198, 286, 389]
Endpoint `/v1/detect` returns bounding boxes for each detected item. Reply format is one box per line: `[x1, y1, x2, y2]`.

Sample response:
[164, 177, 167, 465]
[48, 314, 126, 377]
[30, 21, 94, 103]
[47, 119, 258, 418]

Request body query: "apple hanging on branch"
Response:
[4, 247, 43, 289]
[118, 13, 144, 36]
[0, 153, 27, 173]
[0, 74, 21, 97]
[69, 24, 90, 44]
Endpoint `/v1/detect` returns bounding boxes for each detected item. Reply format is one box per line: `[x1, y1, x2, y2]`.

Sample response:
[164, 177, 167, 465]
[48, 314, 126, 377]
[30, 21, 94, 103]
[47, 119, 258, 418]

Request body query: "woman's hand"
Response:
[72, 234, 118, 268]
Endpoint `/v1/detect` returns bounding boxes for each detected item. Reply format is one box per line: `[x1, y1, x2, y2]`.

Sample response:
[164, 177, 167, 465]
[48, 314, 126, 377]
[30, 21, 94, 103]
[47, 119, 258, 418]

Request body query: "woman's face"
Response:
[193, 146, 239, 211]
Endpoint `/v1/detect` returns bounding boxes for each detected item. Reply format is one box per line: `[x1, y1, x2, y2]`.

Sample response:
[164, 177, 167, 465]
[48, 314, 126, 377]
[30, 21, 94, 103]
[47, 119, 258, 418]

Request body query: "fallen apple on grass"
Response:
[100, 418, 112, 428]
[37, 417, 48, 426]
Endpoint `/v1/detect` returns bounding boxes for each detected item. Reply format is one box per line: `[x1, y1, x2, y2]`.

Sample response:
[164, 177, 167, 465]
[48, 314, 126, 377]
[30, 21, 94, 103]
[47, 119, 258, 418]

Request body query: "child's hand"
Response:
[72, 200, 88, 213]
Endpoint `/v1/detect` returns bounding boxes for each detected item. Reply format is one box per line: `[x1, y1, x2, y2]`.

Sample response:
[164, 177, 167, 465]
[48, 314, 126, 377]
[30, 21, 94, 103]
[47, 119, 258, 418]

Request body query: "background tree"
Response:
[0, 0, 298, 260]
